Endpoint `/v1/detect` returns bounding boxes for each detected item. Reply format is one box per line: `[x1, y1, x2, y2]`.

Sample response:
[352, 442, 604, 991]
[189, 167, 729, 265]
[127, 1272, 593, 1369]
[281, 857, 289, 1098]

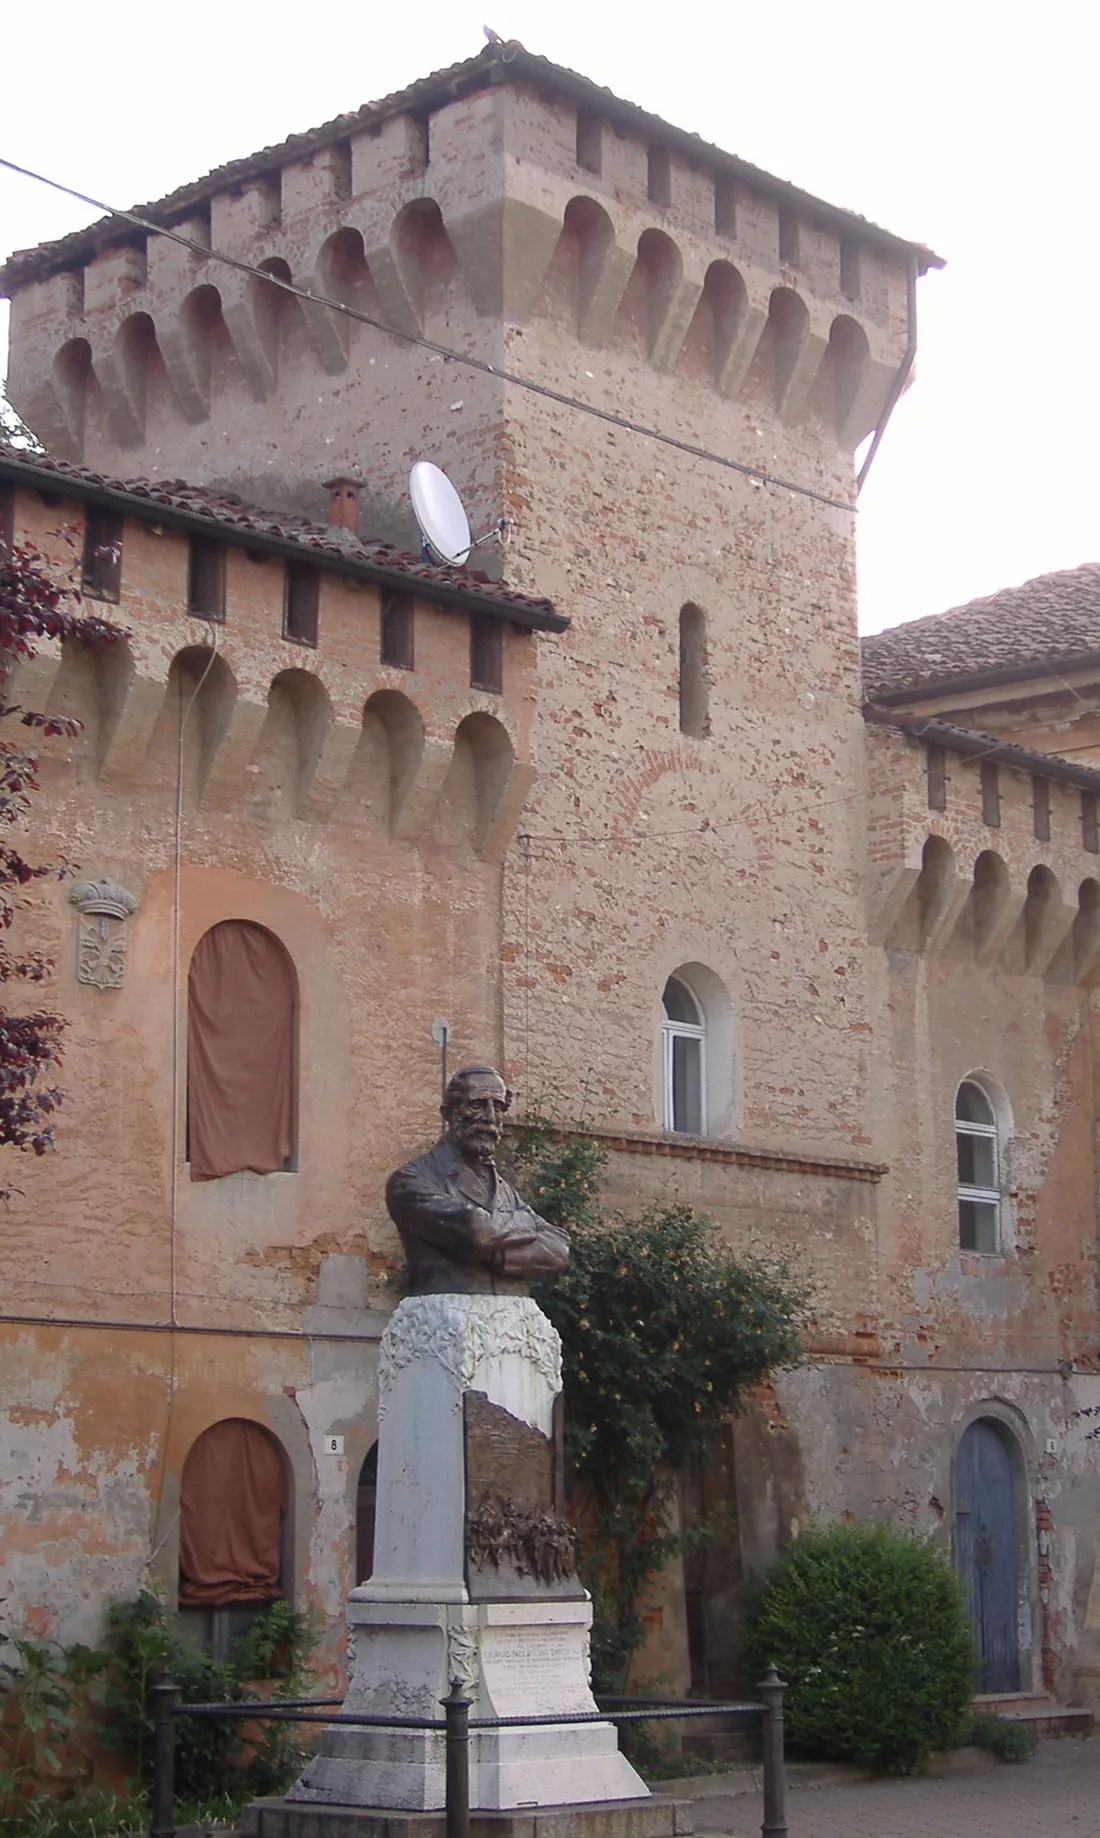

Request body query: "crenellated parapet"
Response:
[2, 455, 551, 865]
[2, 47, 935, 474]
[866, 720, 1100, 983]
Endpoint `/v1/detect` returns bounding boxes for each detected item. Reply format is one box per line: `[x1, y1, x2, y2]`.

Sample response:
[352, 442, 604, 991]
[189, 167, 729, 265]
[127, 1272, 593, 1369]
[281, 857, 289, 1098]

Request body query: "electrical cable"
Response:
[0, 155, 856, 515]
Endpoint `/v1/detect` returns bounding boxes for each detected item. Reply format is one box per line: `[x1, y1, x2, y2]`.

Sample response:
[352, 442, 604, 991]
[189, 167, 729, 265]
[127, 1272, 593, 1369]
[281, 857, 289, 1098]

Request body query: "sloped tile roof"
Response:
[862, 563, 1100, 702]
[0, 42, 940, 293]
[0, 442, 566, 631]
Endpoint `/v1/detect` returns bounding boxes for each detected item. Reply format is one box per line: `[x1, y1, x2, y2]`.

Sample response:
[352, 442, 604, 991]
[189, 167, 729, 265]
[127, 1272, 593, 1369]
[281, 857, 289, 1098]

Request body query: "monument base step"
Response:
[238, 1795, 694, 1838]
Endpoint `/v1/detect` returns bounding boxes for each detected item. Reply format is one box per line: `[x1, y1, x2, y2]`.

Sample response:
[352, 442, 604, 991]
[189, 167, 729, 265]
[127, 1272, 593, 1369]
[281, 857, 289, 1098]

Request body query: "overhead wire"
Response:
[0, 155, 856, 514]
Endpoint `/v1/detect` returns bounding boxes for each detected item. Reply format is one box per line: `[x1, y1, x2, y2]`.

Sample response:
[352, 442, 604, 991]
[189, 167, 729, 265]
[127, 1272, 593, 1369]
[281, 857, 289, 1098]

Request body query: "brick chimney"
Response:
[323, 477, 360, 533]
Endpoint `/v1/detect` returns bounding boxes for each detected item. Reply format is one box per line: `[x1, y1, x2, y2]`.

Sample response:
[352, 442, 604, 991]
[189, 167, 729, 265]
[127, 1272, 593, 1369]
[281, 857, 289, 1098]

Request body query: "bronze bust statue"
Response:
[385, 1065, 570, 1295]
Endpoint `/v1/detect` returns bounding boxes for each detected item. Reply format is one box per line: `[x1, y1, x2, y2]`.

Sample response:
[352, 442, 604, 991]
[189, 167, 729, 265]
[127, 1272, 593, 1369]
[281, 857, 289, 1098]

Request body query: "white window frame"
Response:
[956, 1078, 1001, 1254]
[661, 978, 706, 1135]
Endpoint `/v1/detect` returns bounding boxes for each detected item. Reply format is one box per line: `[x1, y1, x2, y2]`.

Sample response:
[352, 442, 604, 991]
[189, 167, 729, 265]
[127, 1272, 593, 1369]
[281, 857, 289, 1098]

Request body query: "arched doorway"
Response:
[356, 1443, 378, 1585]
[955, 1418, 1021, 1691]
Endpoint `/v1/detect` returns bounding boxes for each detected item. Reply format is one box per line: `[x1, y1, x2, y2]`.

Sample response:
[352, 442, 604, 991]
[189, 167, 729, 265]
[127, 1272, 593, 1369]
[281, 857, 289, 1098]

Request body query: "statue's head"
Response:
[442, 1065, 511, 1164]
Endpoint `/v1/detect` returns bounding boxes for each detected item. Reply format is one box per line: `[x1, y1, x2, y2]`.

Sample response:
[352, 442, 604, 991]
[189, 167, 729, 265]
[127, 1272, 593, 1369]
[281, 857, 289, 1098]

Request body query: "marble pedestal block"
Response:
[288, 1295, 647, 1812]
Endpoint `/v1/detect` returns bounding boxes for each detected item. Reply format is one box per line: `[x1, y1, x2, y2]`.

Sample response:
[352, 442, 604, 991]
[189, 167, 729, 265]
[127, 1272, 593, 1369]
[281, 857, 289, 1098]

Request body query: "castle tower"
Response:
[2, 43, 943, 1690]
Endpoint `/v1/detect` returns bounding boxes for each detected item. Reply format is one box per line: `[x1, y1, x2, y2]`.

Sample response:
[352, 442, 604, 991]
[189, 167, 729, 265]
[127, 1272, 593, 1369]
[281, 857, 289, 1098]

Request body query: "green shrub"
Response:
[743, 1521, 975, 1772]
[101, 1591, 317, 1803]
[967, 1711, 1038, 1762]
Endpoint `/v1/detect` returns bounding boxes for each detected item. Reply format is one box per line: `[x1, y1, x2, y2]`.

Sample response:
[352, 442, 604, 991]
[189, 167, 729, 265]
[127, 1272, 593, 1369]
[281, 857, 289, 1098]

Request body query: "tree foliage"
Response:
[507, 1117, 808, 1687]
[0, 528, 120, 1193]
[743, 1521, 975, 1771]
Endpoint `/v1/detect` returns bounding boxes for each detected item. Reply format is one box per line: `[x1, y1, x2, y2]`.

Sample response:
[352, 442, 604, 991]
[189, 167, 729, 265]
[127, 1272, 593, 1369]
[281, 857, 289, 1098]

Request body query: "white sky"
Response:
[2, 0, 1097, 634]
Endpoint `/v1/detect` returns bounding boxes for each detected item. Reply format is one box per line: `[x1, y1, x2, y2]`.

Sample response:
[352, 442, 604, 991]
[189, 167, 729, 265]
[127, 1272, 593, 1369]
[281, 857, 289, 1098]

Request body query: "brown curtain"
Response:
[188, 921, 294, 1182]
[179, 1418, 288, 1606]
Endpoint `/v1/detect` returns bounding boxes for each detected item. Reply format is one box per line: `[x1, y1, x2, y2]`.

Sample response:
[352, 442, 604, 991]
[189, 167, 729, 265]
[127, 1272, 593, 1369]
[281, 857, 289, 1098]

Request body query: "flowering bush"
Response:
[743, 1520, 975, 1771]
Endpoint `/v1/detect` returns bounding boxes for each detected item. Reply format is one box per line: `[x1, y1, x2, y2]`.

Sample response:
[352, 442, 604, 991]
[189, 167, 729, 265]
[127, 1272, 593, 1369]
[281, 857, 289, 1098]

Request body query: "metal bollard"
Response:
[150, 1675, 179, 1838]
[758, 1665, 788, 1838]
[443, 1677, 471, 1838]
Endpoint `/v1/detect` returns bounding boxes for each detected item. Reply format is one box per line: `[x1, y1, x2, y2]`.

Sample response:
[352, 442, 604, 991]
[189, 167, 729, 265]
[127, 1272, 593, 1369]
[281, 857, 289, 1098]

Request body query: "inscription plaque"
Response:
[480, 1627, 591, 1715]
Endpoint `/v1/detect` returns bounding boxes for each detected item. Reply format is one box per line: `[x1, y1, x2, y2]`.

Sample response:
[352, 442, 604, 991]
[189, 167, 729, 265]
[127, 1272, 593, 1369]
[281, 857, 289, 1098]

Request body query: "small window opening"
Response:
[81, 509, 123, 602]
[926, 745, 947, 812]
[470, 614, 502, 694]
[0, 484, 13, 554]
[1083, 792, 1099, 854]
[714, 175, 737, 237]
[662, 975, 705, 1135]
[330, 140, 353, 200]
[576, 111, 602, 175]
[956, 1080, 1000, 1254]
[839, 238, 861, 300]
[679, 603, 708, 738]
[980, 760, 1001, 827]
[188, 536, 226, 621]
[284, 563, 319, 646]
[778, 209, 800, 267]
[1033, 777, 1051, 843]
[647, 146, 672, 206]
[381, 593, 414, 669]
[190, 204, 212, 253]
[409, 116, 429, 172]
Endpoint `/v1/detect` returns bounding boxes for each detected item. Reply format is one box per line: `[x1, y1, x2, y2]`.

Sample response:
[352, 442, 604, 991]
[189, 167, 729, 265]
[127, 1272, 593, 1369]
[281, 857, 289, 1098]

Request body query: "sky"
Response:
[1, 0, 1097, 635]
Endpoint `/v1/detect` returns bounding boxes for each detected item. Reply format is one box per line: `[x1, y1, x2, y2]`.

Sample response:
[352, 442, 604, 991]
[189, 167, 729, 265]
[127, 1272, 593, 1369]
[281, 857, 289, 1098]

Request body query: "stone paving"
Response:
[674, 1736, 1100, 1837]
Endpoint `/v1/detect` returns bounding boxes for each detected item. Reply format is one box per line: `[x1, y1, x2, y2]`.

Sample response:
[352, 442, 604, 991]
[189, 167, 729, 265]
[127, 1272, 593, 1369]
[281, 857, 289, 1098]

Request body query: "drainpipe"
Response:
[856, 253, 918, 494]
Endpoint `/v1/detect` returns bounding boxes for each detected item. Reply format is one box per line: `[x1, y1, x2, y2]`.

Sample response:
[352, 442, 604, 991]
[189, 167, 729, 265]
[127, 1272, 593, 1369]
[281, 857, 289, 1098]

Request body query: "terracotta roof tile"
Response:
[0, 442, 566, 631]
[862, 563, 1100, 701]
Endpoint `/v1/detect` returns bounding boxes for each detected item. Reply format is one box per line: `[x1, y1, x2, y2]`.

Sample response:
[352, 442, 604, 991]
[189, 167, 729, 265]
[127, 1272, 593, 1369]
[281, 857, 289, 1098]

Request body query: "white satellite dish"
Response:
[410, 461, 472, 567]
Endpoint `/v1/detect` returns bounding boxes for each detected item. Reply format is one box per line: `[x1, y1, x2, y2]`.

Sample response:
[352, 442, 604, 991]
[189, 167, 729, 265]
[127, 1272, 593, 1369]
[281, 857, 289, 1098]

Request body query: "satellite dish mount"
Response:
[409, 461, 509, 567]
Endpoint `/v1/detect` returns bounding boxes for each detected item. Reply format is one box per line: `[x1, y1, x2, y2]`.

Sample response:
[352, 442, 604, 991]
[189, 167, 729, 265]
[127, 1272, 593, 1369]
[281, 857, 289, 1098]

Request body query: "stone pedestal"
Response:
[288, 1295, 647, 1812]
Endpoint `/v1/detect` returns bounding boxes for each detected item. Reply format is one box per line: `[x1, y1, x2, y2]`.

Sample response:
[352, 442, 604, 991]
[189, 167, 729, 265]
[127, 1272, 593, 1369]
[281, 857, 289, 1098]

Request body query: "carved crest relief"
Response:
[68, 877, 139, 991]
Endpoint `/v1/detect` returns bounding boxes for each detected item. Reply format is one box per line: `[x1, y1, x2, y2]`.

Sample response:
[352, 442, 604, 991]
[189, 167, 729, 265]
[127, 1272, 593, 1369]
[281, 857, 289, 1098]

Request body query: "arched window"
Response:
[662, 974, 706, 1134]
[179, 1418, 289, 1657]
[956, 1079, 1001, 1253]
[187, 921, 296, 1181]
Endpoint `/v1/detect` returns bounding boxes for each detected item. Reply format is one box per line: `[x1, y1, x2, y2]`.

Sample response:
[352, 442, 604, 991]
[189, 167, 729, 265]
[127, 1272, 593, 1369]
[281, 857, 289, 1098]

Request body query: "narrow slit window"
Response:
[188, 536, 226, 621]
[926, 745, 947, 812]
[647, 146, 671, 206]
[81, 510, 123, 602]
[1033, 777, 1051, 843]
[980, 760, 1001, 827]
[679, 603, 708, 738]
[576, 111, 602, 175]
[380, 592, 414, 669]
[284, 563, 319, 646]
[470, 614, 502, 694]
[778, 209, 800, 267]
[839, 238, 861, 300]
[1083, 792, 1099, 854]
[714, 175, 737, 237]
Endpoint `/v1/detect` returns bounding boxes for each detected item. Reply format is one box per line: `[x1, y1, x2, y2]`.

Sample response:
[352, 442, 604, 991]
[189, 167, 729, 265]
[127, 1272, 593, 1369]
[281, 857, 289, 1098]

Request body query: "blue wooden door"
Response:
[955, 1419, 1020, 1692]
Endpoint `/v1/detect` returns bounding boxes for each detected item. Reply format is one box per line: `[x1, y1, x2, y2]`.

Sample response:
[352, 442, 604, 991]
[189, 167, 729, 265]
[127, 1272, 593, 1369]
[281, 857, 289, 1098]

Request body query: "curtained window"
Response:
[187, 920, 296, 1181]
[179, 1418, 288, 1609]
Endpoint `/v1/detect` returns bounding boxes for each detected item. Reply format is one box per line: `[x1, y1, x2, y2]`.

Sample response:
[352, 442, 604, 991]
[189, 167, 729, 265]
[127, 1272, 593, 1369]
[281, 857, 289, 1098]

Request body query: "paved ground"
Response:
[665, 1736, 1100, 1837]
